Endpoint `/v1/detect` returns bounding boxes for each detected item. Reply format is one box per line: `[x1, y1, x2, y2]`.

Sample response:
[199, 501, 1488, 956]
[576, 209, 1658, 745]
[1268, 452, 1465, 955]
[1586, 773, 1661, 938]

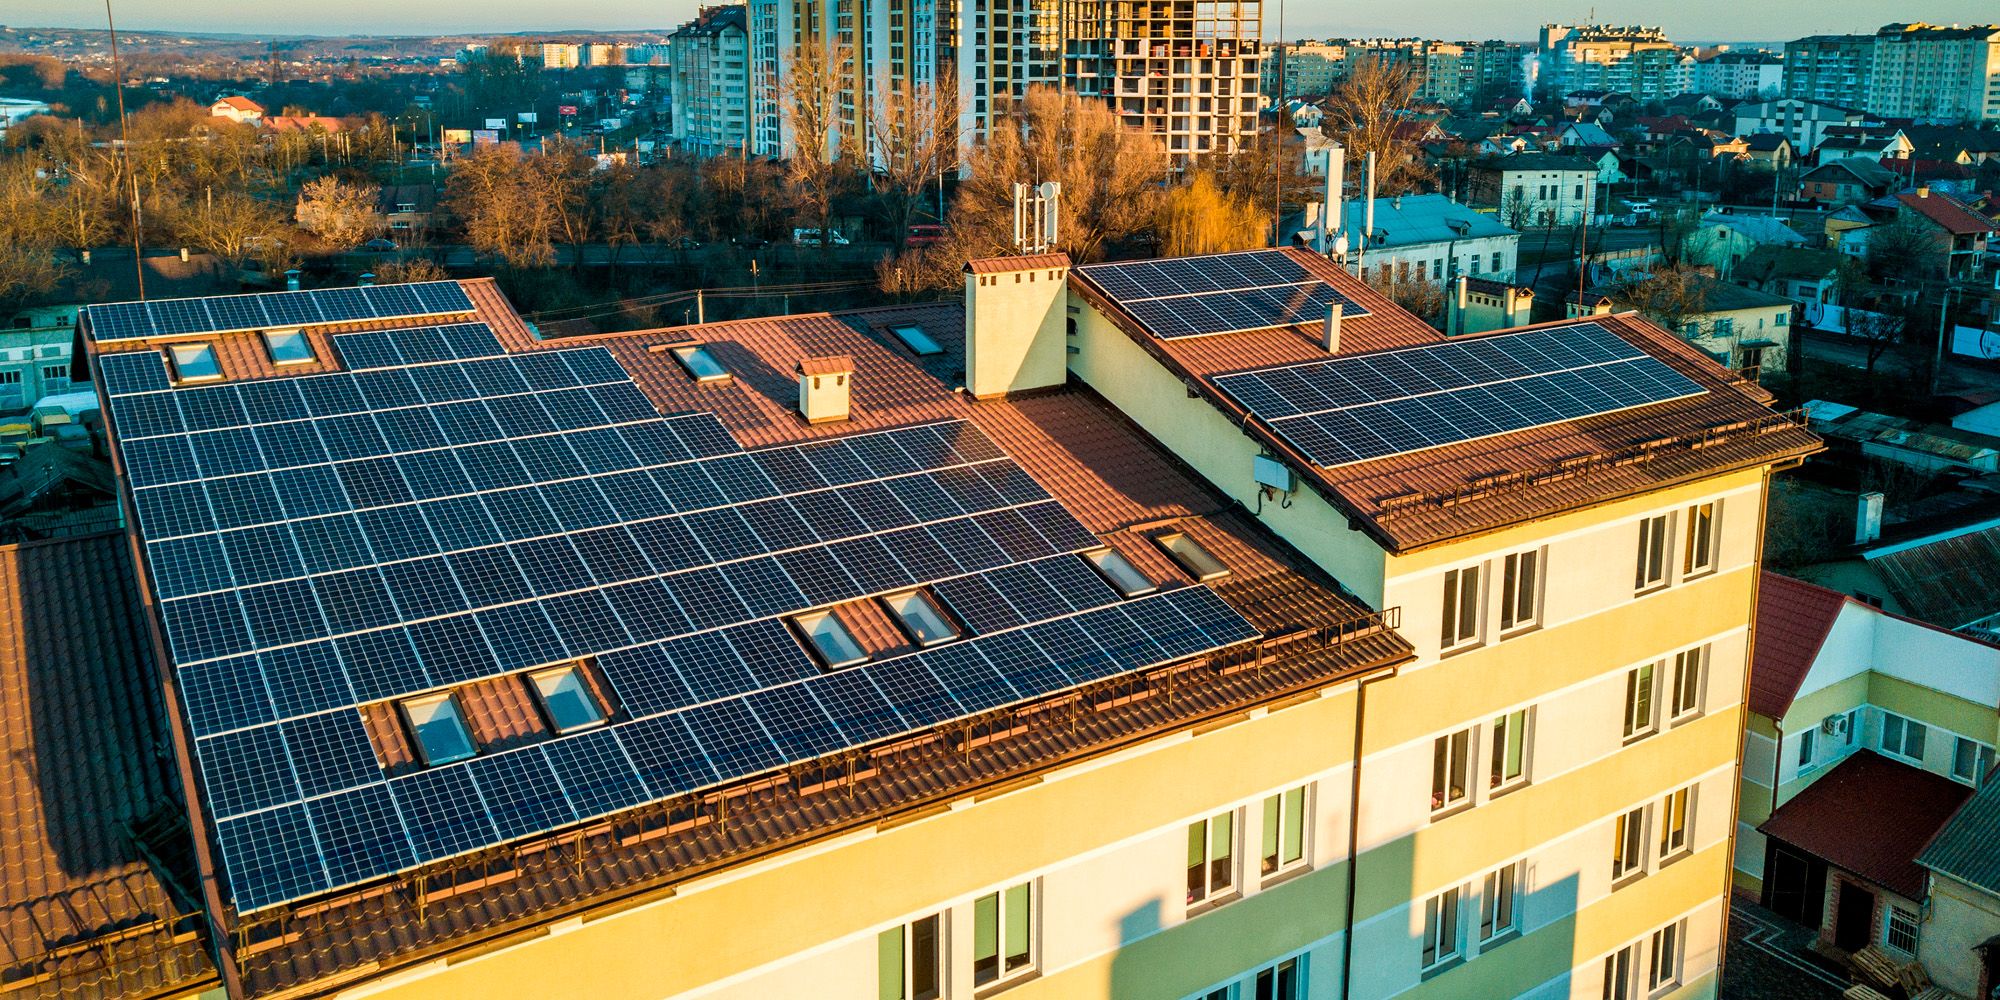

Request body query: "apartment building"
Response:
[1866, 22, 2000, 123]
[51, 239, 1817, 1000]
[1730, 99, 1861, 157]
[0, 303, 78, 413]
[1692, 52, 1782, 101]
[1069, 0, 1262, 161]
[1337, 193, 1522, 286]
[1783, 34, 1872, 109]
[669, 5, 753, 157]
[1539, 24, 1691, 102]
[1262, 42, 1348, 100]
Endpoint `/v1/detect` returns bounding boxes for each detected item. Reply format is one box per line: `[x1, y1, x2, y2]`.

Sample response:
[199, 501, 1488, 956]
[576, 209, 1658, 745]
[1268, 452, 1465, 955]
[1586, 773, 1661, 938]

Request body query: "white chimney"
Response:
[1321, 302, 1343, 353]
[1855, 491, 1885, 545]
[796, 356, 853, 424]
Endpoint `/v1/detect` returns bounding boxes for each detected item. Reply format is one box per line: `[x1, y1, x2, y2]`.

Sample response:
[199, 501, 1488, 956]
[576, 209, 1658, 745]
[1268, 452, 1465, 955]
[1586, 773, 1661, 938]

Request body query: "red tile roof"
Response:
[797, 355, 854, 376]
[1760, 750, 1972, 899]
[1897, 190, 1997, 235]
[0, 533, 217, 997]
[966, 253, 1071, 274]
[1750, 572, 1850, 718]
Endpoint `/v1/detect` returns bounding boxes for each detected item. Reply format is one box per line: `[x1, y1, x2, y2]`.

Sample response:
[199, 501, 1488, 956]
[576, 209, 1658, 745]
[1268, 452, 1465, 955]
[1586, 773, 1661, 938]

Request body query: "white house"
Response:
[1469, 153, 1600, 225]
[1339, 193, 1522, 285]
[1732, 99, 1863, 156]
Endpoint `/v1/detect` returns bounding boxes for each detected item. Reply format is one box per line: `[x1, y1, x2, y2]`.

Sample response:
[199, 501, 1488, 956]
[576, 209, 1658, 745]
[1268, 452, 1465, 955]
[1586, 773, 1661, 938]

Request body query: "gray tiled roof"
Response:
[1917, 775, 2000, 896]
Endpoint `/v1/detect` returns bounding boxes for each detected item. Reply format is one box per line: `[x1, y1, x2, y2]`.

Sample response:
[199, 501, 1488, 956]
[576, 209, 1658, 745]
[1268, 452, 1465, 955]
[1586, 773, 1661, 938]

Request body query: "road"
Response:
[1798, 328, 2000, 394]
[1721, 898, 1849, 1000]
[1517, 225, 1663, 266]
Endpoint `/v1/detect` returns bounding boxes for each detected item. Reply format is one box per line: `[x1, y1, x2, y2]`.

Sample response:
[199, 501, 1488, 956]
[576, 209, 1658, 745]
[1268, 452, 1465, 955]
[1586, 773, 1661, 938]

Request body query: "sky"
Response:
[9, 0, 1998, 42]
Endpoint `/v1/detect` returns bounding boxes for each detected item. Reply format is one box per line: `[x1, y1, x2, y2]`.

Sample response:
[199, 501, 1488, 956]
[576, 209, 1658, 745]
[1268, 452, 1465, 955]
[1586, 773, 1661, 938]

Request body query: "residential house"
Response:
[209, 95, 264, 124]
[1338, 193, 1521, 285]
[1557, 121, 1616, 148]
[1731, 246, 1845, 329]
[1803, 513, 2000, 633]
[1592, 272, 1796, 372]
[1738, 573, 1999, 981]
[1915, 779, 2000, 999]
[0, 304, 77, 415]
[262, 115, 346, 134]
[1797, 157, 1898, 206]
[1442, 275, 1536, 334]
[1741, 133, 1794, 172]
[1662, 92, 1726, 116]
[1813, 129, 1914, 165]
[1691, 213, 1807, 277]
[1894, 187, 1996, 280]
[1468, 152, 1600, 224]
[1903, 124, 2000, 165]
[377, 185, 439, 236]
[61, 241, 1818, 999]
[1731, 99, 1861, 156]
[1824, 204, 1877, 245]
[1806, 401, 2000, 475]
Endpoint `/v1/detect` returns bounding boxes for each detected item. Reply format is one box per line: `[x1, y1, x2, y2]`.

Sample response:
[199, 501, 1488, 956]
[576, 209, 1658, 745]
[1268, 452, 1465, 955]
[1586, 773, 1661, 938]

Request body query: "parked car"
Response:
[906, 224, 948, 248]
[731, 234, 771, 248]
[791, 228, 851, 247]
[363, 238, 399, 252]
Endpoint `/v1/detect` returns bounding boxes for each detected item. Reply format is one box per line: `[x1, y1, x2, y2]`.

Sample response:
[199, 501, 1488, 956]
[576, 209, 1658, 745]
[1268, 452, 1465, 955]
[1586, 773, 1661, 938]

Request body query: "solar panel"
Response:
[84, 282, 477, 343]
[1211, 321, 1707, 467]
[1075, 249, 1371, 340]
[110, 329, 1261, 911]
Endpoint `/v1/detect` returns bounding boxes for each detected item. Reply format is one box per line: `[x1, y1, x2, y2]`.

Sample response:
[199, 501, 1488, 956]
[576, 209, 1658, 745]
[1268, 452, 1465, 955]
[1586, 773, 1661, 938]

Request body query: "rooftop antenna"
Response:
[1013, 181, 1061, 255]
[106, 0, 145, 299]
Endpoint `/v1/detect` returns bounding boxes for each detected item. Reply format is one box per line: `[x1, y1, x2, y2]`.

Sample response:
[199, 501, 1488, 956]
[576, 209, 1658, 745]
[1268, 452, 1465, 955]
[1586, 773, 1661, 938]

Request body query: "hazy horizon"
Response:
[9, 0, 1998, 44]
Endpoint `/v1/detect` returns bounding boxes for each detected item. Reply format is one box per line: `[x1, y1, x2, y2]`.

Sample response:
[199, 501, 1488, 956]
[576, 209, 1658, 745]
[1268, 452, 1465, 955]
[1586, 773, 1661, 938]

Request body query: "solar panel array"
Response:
[83, 281, 475, 342]
[97, 339, 1261, 912]
[1210, 322, 1707, 468]
[1074, 249, 1370, 340]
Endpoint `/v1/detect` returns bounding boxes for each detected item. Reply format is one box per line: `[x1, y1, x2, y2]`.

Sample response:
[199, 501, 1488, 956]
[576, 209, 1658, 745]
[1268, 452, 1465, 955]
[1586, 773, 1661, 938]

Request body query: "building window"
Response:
[881, 589, 961, 646]
[1490, 251, 1503, 272]
[1623, 662, 1658, 742]
[1421, 886, 1462, 971]
[1612, 807, 1646, 883]
[263, 329, 315, 365]
[529, 664, 607, 733]
[795, 610, 868, 668]
[1260, 785, 1310, 878]
[1441, 565, 1481, 651]
[669, 344, 731, 382]
[1635, 514, 1670, 591]
[41, 363, 68, 382]
[1659, 786, 1692, 860]
[168, 343, 223, 382]
[1251, 957, 1302, 1000]
[401, 692, 477, 766]
[1084, 547, 1156, 596]
[1500, 550, 1540, 632]
[1952, 736, 1995, 785]
[878, 914, 943, 1000]
[1186, 811, 1237, 906]
[1490, 709, 1531, 792]
[973, 881, 1035, 986]
[1799, 726, 1819, 769]
[1885, 905, 1919, 955]
[1432, 728, 1473, 813]
[889, 324, 944, 356]
[1157, 531, 1228, 581]
[1683, 502, 1718, 576]
[1669, 646, 1705, 722]
[1480, 862, 1522, 943]
[1602, 942, 1639, 1000]
[1882, 713, 1927, 762]
[1647, 922, 1682, 991]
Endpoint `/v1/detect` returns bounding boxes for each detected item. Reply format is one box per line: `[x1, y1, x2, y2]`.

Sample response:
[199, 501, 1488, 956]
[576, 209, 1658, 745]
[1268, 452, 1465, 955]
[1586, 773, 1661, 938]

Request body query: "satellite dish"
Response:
[1331, 234, 1349, 258]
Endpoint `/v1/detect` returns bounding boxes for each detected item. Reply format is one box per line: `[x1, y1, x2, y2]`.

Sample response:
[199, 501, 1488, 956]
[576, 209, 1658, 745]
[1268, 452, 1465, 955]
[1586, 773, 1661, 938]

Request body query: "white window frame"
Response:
[1489, 707, 1532, 793]
[1432, 727, 1474, 814]
[1884, 904, 1919, 955]
[1479, 861, 1523, 945]
[1260, 784, 1312, 880]
[167, 342, 223, 383]
[1668, 645, 1706, 723]
[528, 664, 608, 733]
[1421, 886, 1463, 972]
[1084, 547, 1156, 597]
[1601, 941, 1640, 1000]
[1157, 531, 1229, 581]
[1882, 712, 1928, 763]
[1441, 564, 1482, 652]
[1647, 921, 1684, 993]
[1797, 727, 1818, 770]
[1499, 548, 1542, 633]
[971, 880, 1036, 988]
[1612, 806, 1648, 884]
[1634, 513, 1671, 592]
[1623, 661, 1660, 742]
[1951, 736, 1995, 785]
[1658, 786, 1694, 862]
[794, 609, 869, 669]
[400, 691, 478, 766]
[262, 328, 315, 365]
[1250, 956, 1304, 1000]
[878, 913, 945, 1000]
[1186, 809, 1239, 908]
[1682, 501, 1719, 576]
[669, 344, 731, 383]
[880, 588, 962, 647]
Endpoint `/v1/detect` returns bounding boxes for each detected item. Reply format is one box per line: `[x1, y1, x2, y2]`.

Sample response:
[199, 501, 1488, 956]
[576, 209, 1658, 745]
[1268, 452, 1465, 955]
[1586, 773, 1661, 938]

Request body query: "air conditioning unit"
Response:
[1821, 714, 1850, 738]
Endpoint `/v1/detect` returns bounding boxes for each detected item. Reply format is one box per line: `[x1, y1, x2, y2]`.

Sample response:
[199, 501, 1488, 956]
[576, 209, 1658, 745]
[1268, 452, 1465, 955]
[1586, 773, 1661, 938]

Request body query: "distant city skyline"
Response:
[6, 0, 1998, 42]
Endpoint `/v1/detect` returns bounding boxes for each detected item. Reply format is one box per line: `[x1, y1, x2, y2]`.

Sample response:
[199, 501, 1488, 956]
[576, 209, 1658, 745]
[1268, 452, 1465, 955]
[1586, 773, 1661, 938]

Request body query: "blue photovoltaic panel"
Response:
[109, 328, 1262, 912]
[83, 301, 156, 342]
[83, 281, 478, 343]
[1211, 321, 1708, 468]
[1074, 249, 1371, 340]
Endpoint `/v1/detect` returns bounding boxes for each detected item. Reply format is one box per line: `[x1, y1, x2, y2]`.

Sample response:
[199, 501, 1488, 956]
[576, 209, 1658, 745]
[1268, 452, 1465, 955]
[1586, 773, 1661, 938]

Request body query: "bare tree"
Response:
[781, 40, 859, 245]
[371, 257, 452, 284]
[295, 176, 384, 250]
[1319, 60, 1436, 196]
[444, 144, 559, 268]
[0, 248, 66, 314]
[1863, 212, 1945, 286]
[1845, 305, 1909, 374]
[171, 191, 289, 273]
[1156, 170, 1265, 257]
[867, 70, 958, 249]
[1609, 266, 1715, 337]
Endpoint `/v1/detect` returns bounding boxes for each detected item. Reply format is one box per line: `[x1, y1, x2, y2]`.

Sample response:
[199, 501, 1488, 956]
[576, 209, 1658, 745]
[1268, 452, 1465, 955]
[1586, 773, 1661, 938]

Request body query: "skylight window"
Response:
[889, 324, 944, 356]
[795, 610, 868, 668]
[1084, 547, 1157, 597]
[529, 664, 607, 733]
[1156, 531, 1229, 581]
[167, 343, 223, 382]
[670, 345, 731, 383]
[262, 328, 315, 365]
[881, 589, 962, 646]
[400, 692, 477, 766]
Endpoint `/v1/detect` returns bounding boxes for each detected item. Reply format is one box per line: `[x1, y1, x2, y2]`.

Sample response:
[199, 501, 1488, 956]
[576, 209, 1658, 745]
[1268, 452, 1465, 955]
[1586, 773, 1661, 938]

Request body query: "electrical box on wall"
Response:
[1253, 455, 1294, 494]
